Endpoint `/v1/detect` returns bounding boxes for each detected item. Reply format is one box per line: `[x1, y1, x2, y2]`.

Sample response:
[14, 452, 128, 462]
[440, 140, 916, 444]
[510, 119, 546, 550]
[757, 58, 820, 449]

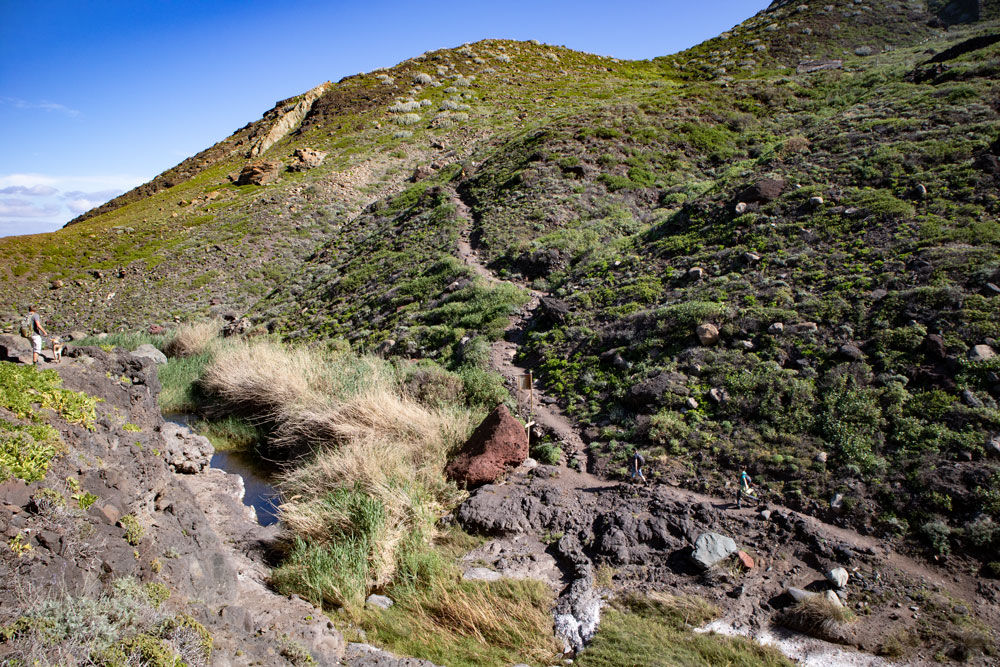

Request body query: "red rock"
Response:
[148, 324, 166, 335]
[445, 405, 528, 487]
[737, 550, 755, 569]
[236, 160, 282, 186]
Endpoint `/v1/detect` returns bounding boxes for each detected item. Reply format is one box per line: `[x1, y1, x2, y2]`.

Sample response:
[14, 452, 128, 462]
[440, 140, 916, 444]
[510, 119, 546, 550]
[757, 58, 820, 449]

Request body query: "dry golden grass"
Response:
[203, 339, 473, 600]
[164, 320, 220, 358]
[200, 340, 322, 418]
[778, 594, 855, 643]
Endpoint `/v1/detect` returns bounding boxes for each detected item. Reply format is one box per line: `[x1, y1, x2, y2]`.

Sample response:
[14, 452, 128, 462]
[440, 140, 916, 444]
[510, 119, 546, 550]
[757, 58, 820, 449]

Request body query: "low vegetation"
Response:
[0, 576, 209, 667]
[577, 593, 792, 667]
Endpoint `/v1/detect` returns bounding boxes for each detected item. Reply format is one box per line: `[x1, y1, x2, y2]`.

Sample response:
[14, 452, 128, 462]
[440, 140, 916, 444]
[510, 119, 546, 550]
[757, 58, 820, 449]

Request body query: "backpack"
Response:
[19, 315, 31, 339]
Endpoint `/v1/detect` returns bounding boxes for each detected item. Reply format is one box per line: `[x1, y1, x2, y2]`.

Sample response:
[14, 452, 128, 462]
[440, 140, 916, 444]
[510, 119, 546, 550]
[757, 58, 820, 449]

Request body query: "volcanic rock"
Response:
[691, 532, 738, 569]
[445, 405, 528, 487]
[236, 160, 282, 186]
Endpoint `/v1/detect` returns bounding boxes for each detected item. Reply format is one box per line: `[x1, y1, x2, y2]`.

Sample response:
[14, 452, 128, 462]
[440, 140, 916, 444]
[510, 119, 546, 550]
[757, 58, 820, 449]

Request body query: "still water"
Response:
[164, 414, 281, 526]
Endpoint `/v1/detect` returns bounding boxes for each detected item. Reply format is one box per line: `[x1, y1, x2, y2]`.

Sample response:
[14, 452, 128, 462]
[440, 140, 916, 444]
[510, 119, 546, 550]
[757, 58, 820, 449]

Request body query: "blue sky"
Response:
[0, 1, 769, 238]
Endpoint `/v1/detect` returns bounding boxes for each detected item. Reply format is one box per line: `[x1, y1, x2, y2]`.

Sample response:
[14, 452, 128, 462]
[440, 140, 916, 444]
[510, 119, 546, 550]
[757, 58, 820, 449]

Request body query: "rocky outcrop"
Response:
[236, 160, 283, 186]
[132, 343, 167, 365]
[445, 405, 528, 487]
[0, 349, 347, 665]
[288, 147, 328, 172]
[248, 82, 329, 159]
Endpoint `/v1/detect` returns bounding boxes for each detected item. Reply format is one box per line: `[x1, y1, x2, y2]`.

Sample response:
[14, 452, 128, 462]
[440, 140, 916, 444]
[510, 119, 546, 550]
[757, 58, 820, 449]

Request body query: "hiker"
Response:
[23, 305, 48, 366]
[629, 450, 646, 483]
[736, 469, 758, 509]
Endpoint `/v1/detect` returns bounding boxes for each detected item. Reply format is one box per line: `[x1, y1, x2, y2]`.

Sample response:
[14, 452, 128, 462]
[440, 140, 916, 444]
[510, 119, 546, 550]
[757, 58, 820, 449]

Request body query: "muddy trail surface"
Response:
[450, 189, 1000, 665]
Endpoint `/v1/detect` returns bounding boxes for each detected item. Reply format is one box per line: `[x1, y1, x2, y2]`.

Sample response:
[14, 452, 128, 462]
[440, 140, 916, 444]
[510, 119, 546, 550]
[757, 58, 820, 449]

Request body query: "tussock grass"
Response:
[163, 320, 219, 358]
[777, 595, 855, 643]
[200, 340, 320, 418]
[203, 341, 472, 608]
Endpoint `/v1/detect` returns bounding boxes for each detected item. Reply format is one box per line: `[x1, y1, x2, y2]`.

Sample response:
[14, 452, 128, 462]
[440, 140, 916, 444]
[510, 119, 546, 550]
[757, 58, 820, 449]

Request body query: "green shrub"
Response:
[0, 418, 62, 483]
[921, 520, 952, 556]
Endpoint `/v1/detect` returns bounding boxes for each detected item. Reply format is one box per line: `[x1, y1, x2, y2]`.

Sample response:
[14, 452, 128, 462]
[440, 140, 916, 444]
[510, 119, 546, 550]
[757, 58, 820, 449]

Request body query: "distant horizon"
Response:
[0, 0, 770, 238]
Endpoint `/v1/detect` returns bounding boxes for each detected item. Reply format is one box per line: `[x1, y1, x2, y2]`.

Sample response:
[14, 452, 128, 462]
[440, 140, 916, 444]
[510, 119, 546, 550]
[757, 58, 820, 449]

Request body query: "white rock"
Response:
[826, 567, 849, 589]
[969, 344, 995, 362]
[768, 322, 785, 335]
[365, 594, 394, 610]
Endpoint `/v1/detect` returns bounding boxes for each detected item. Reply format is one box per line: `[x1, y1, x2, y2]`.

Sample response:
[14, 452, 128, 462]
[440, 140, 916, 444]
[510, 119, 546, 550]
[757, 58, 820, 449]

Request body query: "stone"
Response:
[814, 451, 828, 464]
[734, 201, 748, 214]
[51, 279, 64, 289]
[0, 479, 33, 509]
[738, 340, 755, 350]
[462, 567, 502, 582]
[445, 405, 528, 487]
[969, 344, 996, 362]
[768, 322, 785, 335]
[161, 422, 213, 474]
[365, 594, 394, 610]
[737, 550, 755, 569]
[759, 509, 772, 520]
[132, 344, 167, 366]
[839, 344, 863, 361]
[708, 387, 729, 404]
[962, 389, 983, 408]
[787, 588, 812, 603]
[792, 322, 818, 333]
[986, 436, 1000, 458]
[539, 297, 572, 324]
[796, 59, 842, 73]
[236, 160, 282, 186]
[736, 178, 785, 204]
[288, 147, 327, 172]
[830, 493, 845, 510]
[809, 196, 824, 207]
[686, 397, 699, 410]
[687, 267, 705, 280]
[696, 323, 720, 346]
[826, 567, 849, 589]
[744, 252, 761, 264]
[824, 590, 844, 607]
[67, 331, 89, 341]
[909, 183, 927, 200]
[148, 324, 166, 336]
[691, 532, 738, 570]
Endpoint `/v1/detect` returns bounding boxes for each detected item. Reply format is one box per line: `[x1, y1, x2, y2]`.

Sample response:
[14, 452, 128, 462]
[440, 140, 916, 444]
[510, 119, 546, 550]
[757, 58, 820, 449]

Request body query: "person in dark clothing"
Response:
[629, 450, 646, 483]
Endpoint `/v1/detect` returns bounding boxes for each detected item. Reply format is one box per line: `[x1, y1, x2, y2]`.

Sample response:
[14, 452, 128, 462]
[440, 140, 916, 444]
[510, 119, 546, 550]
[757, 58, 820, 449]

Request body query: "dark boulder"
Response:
[736, 178, 785, 204]
[445, 405, 528, 487]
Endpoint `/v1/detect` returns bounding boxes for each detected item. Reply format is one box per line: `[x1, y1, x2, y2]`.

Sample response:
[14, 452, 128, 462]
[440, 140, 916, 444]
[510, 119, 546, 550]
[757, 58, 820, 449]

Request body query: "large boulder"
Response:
[236, 160, 282, 186]
[446, 405, 528, 487]
[696, 323, 720, 346]
[691, 532, 738, 570]
[132, 343, 167, 365]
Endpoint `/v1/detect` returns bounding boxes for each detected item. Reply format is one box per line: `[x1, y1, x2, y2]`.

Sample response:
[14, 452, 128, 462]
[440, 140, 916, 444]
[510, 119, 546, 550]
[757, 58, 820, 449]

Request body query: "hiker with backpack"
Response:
[735, 469, 760, 508]
[21, 305, 48, 366]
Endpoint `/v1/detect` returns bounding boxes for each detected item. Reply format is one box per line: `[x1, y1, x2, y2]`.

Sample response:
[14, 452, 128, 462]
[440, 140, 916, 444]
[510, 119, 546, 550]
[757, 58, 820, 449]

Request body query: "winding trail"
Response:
[449, 188, 999, 662]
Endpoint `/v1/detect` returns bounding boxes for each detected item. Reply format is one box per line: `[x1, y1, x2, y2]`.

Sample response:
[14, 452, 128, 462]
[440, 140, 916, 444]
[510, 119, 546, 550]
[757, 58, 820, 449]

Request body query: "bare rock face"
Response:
[288, 147, 328, 172]
[236, 160, 282, 186]
[446, 405, 528, 487]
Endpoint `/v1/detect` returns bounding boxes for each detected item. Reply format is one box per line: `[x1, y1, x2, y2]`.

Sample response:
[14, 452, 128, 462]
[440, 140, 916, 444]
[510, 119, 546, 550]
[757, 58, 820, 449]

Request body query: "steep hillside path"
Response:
[453, 193, 606, 492]
[448, 191, 998, 659]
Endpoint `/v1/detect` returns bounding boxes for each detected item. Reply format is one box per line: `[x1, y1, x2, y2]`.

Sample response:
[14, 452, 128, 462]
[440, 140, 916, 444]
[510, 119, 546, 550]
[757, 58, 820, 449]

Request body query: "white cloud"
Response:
[0, 184, 59, 196]
[0, 96, 80, 117]
[0, 198, 61, 218]
[0, 173, 147, 237]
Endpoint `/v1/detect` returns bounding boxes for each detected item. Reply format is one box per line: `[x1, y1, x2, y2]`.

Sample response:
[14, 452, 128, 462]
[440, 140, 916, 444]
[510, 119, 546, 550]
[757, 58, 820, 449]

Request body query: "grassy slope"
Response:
[261, 8, 1000, 568]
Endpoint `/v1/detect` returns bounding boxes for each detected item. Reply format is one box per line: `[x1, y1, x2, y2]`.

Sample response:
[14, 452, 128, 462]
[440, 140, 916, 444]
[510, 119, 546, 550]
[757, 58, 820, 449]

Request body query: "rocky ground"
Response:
[0, 337, 450, 666]
[447, 209, 1000, 665]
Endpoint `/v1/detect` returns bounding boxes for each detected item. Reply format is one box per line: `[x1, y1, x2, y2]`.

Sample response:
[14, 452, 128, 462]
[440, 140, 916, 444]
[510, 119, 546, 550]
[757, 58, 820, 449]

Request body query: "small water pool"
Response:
[164, 414, 281, 526]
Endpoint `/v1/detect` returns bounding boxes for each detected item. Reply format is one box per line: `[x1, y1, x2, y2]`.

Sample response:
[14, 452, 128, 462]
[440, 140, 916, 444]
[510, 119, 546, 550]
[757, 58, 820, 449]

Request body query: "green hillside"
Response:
[3, 0, 1000, 582]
